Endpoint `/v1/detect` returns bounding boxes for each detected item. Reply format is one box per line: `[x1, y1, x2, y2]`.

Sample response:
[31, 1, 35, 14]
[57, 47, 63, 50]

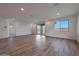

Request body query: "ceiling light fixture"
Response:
[57, 13, 60, 16]
[21, 8, 24, 11]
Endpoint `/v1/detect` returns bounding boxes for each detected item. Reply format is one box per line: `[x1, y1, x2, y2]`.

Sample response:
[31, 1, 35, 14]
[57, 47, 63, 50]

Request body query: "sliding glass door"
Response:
[36, 24, 45, 35]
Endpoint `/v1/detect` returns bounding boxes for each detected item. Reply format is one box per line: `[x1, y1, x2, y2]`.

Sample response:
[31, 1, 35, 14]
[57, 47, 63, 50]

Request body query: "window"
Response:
[55, 19, 69, 32]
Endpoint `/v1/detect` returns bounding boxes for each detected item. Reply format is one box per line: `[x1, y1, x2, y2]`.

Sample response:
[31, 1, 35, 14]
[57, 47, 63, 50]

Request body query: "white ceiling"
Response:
[0, 3, 79, 23]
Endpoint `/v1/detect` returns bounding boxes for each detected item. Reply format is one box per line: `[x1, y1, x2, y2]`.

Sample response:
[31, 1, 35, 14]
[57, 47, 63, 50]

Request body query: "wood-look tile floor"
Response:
[0, 35, 79, 56]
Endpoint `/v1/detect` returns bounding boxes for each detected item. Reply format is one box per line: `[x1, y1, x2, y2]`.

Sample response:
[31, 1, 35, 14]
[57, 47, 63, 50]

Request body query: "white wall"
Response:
[15, 20, 32, 36]
[30, 23, 37, 34]
[45, 15, 77, 40]
[0, 18, 8, 38]
[0, 18, 32, 39]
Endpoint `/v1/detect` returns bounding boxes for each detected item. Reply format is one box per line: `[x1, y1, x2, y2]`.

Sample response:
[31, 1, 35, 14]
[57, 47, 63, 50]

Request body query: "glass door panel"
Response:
[7, 18, 16, 45]
[36, 24, 45, 35]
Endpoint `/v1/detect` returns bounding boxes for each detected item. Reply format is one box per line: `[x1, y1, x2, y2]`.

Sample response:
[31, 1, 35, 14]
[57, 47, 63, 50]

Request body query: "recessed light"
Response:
[57, 13, 60, 15]
[21, 8, 24, 11]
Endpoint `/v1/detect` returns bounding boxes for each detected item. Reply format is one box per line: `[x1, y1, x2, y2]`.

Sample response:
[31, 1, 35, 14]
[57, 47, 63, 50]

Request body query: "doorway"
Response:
[36, 24, 45, 35]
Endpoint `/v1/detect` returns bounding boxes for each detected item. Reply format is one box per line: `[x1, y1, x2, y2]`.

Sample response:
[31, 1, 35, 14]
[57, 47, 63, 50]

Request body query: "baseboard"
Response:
[0, 37, 8, 40]
[45, 35, 75, 40]
[0, 34, 33, 39]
